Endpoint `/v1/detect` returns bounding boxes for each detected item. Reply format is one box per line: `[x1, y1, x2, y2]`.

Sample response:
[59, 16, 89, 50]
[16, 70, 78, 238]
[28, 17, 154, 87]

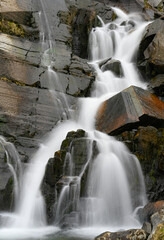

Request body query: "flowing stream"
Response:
[0, 6, 149, 240]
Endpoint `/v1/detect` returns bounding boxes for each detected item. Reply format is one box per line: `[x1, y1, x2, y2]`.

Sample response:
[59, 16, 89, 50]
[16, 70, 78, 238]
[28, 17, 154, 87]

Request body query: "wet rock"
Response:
[58, 6, 96, 59]
[149, 74, 164, 97]
[96, 86, 164, 136]
[42, 151, 64, 223]
[151, 210, 164, 231]
[142, 221, 152, 234]
[138, 19, 164, 80]
[95, 229, 148, 240]
[71, 8, 96, 59]
[42, 129, 98, 223]
[148, 222, 164, 240]
[107, 0, 144, 13]
[144, 31, 164, 75]
[101, 59, 124, 77]
[148, 0, 163, 8]
[0, 145, 12, 211]
[2, 177, 14, 211]
[117, 126, 164, 201]
[138, 201, 164, 223]
[139, 201, 164, 240]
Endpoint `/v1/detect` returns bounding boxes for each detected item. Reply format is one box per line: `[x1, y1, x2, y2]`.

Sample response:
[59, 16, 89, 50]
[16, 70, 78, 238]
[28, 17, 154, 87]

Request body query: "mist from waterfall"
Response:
[0, 6, 149, 240]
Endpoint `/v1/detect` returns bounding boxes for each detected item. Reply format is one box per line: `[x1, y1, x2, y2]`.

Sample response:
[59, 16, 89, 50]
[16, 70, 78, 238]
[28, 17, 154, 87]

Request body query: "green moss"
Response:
[149, 169, 156, 183]
[0, 77, 41, 88]
[151, 223, 164, 240]
[4, 153, 7, 163]
[112, 12, 117, 21]
[8, 177, 13, 185]
[0, 19, 25, 37]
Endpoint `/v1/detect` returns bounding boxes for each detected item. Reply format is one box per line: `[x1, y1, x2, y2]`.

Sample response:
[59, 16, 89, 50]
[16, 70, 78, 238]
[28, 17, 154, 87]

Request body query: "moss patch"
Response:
[0, 19, 25, 37]
[0, 76, 41, 88]
[150, 223, 164, 240]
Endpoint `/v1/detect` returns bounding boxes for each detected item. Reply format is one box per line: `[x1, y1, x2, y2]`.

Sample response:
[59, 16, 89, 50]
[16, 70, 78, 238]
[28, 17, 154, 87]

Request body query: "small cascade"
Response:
[39, 0, 71, 121]
[54, 137, 94, 227]
[89, 8, 148, 98]
[0, 136, 22, 206]
[83, 131, 146, 229]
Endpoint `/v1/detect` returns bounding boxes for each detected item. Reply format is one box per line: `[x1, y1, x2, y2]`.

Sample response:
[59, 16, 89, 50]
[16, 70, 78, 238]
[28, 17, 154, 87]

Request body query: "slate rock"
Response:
[96, 86, 164, 135]
[101, 59, 124, 77]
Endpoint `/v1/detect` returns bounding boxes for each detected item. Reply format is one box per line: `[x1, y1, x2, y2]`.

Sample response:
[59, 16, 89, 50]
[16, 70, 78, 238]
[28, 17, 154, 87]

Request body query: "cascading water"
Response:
[0, 6, 149, 240]
[0, 136, 22, 206]
[54, 7, 148, 236]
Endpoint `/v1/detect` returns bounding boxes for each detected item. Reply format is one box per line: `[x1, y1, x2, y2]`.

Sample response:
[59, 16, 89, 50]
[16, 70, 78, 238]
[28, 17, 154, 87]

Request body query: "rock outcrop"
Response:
[117, 126, 164, 201]
[42, 129, 98, 223]
[138, 17, 164, 98]
[96, 86, 164, 135]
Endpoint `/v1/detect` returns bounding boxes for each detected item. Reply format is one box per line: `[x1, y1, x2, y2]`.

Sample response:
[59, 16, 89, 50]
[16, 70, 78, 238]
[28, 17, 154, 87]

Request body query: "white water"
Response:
[0, 7, 149, 240]
[0, 136, 22, 206]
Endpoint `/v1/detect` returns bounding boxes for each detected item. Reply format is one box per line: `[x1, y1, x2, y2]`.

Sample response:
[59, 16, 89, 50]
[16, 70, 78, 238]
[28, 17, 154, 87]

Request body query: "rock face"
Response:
[138, 18, 164, 98]
[96, 86, 164, 135]
[42, 129, 98, 223]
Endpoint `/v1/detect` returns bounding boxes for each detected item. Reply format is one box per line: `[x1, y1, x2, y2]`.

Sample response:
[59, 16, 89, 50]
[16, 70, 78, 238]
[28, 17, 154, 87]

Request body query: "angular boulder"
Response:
[138, 201, 164, 223]
[101, 59, 124, 77]
[96, 86, 164, 135]
[144, 31, 164, 75]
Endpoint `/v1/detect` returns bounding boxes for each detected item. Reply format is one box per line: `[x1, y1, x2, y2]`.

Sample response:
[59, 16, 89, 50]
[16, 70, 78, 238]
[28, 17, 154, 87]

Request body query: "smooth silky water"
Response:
[0, 7, 149, 240]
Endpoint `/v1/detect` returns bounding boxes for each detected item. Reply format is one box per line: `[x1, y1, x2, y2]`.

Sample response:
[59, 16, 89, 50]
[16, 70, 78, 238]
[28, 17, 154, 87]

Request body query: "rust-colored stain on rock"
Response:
[96, 86, 164, 135]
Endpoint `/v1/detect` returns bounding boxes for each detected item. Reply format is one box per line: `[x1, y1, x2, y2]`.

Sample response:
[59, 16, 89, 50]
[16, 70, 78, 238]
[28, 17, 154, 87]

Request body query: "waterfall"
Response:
[0, 6, 149, 240]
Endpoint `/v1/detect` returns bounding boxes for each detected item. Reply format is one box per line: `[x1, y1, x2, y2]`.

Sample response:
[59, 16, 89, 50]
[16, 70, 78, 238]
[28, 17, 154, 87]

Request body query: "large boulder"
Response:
[96, 86, 164, 135]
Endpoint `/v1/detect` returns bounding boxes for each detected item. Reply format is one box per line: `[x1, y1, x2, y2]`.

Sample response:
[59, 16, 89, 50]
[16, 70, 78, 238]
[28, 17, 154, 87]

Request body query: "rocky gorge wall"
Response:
[0, 0, 164, 239]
